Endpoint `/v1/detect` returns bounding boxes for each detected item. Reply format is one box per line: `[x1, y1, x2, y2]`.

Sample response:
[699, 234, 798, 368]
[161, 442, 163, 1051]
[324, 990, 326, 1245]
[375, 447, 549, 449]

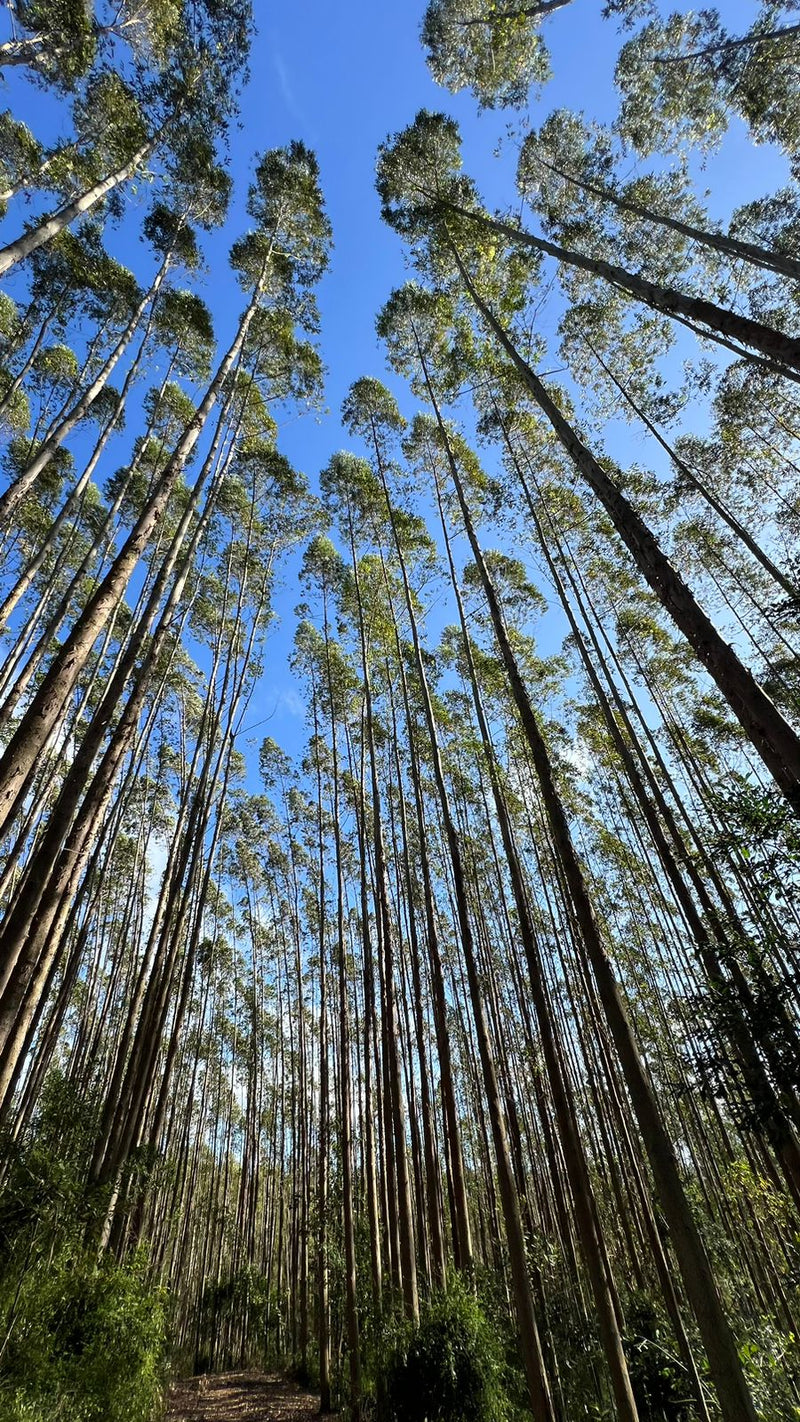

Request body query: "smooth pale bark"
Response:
[104, 523, 267, 1244]
[391, 675, 474, 1273]
[372, 437, 555, 1420]
[583, 338, 800, 602]
[0, 342, 184, 722]
[345, 500, 419, 1320]
[306, 673, 332, 1410]
[454, 252, 800, 814]
[366, 424, 472, 1277]
[0, 253, 170, 529]
[461, 0, 572, 23]
[392, 707, 447, 1286]
[0, 421, 231, 1092]
[321, 586, 361, 1418]
[0, 271, 163, 632]
[0, 140, 155, 277]
[421, 374, 759, 1422]
[654, 22, 800, 64]
[0, 306, 53, 422]
[350, 738, 385, 1308]
[107, 659, 252, 1250]
[0, 31, 85, 68]
[427, 449, 640, 1422]
[0, 384, 238, 1057]
[0, 274, 265, 840]
[0, 142, 81, 205]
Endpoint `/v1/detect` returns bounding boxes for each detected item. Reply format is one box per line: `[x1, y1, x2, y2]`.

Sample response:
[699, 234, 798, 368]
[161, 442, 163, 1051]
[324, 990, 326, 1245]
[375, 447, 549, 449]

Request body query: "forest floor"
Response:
[167, 1371, 328, 1421]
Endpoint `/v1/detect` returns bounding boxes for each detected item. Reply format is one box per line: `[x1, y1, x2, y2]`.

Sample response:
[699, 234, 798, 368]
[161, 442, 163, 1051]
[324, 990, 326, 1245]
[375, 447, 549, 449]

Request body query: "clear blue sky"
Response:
[0, 0, 787, 767]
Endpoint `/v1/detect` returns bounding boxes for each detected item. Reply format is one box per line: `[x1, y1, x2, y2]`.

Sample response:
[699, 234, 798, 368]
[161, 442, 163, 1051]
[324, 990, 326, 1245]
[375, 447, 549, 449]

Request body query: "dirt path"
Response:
[167, 1371, 326, 1421]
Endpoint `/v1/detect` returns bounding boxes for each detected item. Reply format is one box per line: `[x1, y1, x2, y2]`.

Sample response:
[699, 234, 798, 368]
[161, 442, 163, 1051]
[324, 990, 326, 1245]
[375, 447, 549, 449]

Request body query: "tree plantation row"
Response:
[0, 2, 799, 1420]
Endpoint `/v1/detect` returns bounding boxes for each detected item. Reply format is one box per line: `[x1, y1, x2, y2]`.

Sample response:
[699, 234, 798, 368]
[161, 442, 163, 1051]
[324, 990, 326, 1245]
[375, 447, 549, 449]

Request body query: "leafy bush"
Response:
[0, 1247, 167, 1422]
[377, 1279, 508, 1422]
[625, 1294, 694, 1422]
[0, 1072, 168, 1421]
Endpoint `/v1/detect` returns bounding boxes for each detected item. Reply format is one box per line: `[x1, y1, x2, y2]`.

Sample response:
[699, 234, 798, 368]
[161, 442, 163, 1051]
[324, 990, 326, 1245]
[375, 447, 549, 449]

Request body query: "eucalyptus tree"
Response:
[292, 617, 334, 1411]
[554, 302, 800, 611]
[0, 0, 251, 277]
[0, 74, 154, 278]
[335, 421, 472, 1285]
[0, 382, 259, 1112]
[339, 380, 559, 1421]
[297, 536, 362, 1418]
[0, 151, 328, 1187]
[422, 0, 573, 108]
[379, 111, 800, 380]
[0, 223, 121, 429]
[0, 111, 44, 212]
[0, 213, 207, 639]
[0, 140, 330, 844]
[614, 5, 800, 164]
[375, 125, 800, 814]
[95, 444, 308, 1256]
[317, 459, 420, 1324]
[0, 0, 171, 88]
[399, 405, 643, 1419]
[377, 280, 763, 1422]
[258, 742, 316, 1372]
[0, 193, 215, 536]
[505, 412, 800, 1197]
[518, 106, 800, 285]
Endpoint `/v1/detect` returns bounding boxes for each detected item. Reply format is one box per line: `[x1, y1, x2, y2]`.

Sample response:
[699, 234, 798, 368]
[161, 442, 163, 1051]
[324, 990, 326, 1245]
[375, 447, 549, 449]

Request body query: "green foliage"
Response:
[615, 9, 800, 163]
[624, 1294, 693, 1422]
[31, 341, 79, 394]
[0, 371, 31, 433]
[0, 1074, 168, 1422]
[72, 73, 150, 169]
[0, 1249, 168, 1422]
[711, 778, 800, 907]
[422, 0, 554, 110]
[16, 0, 97, 89]
[194, 1266, 277, 1373]
[736, 1320, 800, 1422]
[0, 112, 42, 210]
[376, 1280, 509, 1422]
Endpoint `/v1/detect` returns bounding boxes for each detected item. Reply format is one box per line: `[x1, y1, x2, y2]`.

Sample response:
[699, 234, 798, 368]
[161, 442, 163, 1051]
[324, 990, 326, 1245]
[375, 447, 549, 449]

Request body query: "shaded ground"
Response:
[168, 1371, 326, 1421]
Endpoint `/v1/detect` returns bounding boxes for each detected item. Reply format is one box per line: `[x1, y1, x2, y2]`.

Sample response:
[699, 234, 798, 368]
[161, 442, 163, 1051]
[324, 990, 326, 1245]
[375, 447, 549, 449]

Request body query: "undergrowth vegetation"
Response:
[0, 1076, 168, 1422]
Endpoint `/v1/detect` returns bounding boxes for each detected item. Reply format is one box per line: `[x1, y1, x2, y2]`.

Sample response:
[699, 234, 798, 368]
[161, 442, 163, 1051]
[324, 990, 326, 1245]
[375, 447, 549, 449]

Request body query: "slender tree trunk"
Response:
[0, 251, 171, 528]
[446, 205, 800, 378]
[526, 149, 800, 283]
[0, 139, 156, 277]
[0, 273, 266, 839]
[453, 253, 800, 814]
[421, 374, 759, 1422]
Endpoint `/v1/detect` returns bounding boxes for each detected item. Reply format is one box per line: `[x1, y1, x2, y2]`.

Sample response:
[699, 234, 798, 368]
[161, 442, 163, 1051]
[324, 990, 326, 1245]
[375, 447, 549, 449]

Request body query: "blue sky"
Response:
[0, 0, 788, 772]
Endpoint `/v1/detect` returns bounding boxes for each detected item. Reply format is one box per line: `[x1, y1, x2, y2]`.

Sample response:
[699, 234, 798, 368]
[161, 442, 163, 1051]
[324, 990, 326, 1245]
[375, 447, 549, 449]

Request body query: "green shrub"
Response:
[625, 1294, 693, 1422]
[0, 1246, 167, 1421]
[378, 1279, 508, 1422]
[0, 1073, 168, 1421]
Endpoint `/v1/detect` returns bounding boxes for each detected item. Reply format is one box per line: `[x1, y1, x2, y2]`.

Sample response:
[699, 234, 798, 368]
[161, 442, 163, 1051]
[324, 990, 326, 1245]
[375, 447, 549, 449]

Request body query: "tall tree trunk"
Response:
[421, 368, 759, 1422]
[0, 272, 266, 839]
[0, 139, 156, 277]
[453, 253, 800, 814]
[446, 205, 800, 378]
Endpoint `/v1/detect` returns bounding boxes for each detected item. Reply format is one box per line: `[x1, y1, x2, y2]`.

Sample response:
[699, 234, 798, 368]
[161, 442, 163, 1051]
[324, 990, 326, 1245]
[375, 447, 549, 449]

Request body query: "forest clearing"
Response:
[1, 1, 800, 1420]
